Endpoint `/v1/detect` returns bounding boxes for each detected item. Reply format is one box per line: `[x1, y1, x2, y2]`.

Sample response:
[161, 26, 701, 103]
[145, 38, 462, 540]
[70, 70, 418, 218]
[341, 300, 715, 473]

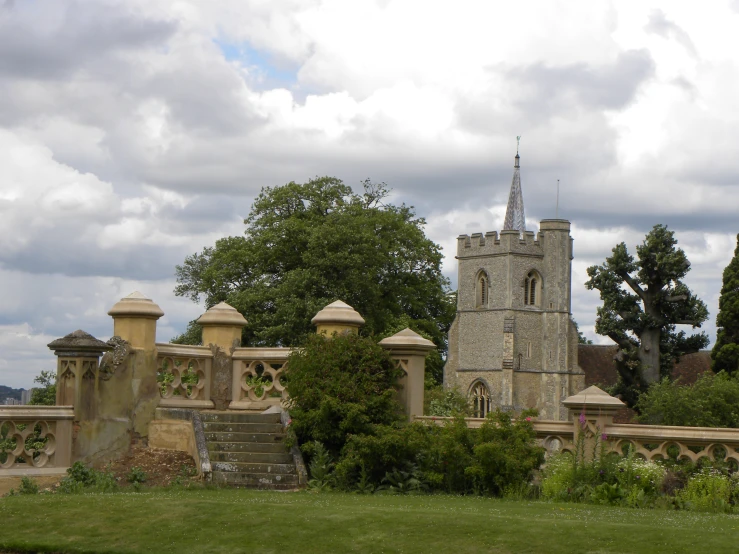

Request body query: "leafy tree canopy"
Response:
[174, 177, 455, 383]
[636, 372, 739, 428]
[712, 234, 739, 375]
[585, 224, 708, 405]
[29, 370, 56, 406]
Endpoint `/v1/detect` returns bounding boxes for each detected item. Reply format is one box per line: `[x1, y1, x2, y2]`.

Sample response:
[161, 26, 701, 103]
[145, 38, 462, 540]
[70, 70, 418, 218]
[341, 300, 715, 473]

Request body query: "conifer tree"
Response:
[712, 234, 739, 375]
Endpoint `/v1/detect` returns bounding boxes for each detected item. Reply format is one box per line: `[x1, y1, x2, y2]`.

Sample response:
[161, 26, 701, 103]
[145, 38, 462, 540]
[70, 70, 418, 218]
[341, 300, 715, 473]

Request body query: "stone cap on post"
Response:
[379, 328, 436, 354]
[196, 302, 248, 328]
[562, 385, 625, 416]
[47, 330, 111, 358]
[108, 291, 164, 320]
[311, 300, 365, 335]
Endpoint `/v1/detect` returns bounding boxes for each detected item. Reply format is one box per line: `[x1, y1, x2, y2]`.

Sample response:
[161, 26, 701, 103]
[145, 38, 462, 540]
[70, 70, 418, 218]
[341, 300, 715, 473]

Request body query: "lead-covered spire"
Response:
[503, 140, 526, 233]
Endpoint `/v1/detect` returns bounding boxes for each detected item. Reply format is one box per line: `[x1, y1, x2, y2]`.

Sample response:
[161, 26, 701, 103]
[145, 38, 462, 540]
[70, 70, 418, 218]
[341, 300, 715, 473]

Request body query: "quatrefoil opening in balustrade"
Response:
[157, 357, 205, 400]
[241, 360, 288, 402]
[0, 420, 55, 469]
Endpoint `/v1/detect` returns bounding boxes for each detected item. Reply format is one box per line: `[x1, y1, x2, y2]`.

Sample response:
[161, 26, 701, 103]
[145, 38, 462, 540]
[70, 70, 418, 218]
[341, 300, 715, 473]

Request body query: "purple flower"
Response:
[601, 433, 608, 441]
[599, 470, 605, 475]
[578, 412, 586, 428]
[635, 475, 641, 480]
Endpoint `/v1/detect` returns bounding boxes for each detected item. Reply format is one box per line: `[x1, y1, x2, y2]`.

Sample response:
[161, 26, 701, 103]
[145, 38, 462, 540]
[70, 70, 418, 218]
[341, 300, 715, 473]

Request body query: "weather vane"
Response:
[516, 135, 521, 154]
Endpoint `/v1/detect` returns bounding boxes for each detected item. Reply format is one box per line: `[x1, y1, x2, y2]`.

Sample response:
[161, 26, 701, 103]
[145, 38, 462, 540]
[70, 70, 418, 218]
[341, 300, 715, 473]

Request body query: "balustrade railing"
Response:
[156, 343, 214, 409]
[413, 415, 739, 465]
[0, 406, 73, 475]
[230, 347, 292, 410]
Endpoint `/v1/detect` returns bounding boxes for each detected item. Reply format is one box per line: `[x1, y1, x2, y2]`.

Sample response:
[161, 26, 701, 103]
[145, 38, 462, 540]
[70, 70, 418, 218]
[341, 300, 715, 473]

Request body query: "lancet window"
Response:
[476, 271, 489, 308]
[524, 270, 541, 307]
[470, 381, 492, 418]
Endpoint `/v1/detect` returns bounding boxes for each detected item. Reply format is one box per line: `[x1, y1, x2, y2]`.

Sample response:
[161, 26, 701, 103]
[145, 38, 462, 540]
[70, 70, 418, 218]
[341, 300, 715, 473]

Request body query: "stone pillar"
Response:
[562, 385, 625, 462]
[47, 330, 111, 420]
[107, 292, 164, 437]
[197, 302, 247, 411]
[379, 328, 436, 421]
[311, 300, 365, 336]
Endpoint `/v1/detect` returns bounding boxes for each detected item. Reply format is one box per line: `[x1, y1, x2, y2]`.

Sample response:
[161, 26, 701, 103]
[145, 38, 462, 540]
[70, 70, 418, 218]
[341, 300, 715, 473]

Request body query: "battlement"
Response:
[457, 230, 542, 257]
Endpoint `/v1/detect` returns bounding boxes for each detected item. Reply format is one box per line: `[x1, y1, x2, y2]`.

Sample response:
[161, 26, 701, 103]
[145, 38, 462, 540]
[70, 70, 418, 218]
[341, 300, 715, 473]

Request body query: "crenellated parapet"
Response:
[457, 229, 543, 258]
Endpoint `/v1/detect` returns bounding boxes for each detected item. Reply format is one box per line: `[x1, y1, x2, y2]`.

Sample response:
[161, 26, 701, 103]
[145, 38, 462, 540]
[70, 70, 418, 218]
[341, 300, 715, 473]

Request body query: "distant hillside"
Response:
[0, 385, 23, 403]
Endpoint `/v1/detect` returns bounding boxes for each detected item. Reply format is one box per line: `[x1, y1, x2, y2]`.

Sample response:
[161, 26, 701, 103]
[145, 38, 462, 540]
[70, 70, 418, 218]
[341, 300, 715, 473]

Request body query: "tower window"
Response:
[470, 381, 492, 418]
[524, 271, 541, 307]
[476, 271, 489, 308]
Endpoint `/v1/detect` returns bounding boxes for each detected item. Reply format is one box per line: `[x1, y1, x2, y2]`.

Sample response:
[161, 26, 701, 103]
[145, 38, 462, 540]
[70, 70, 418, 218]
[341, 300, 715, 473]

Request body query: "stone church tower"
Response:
[444, 150, 584, 420]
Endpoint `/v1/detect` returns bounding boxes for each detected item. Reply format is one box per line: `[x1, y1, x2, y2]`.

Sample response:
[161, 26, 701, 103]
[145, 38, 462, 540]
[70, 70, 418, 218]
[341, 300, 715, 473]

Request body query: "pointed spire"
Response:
[503, 139, 526, 233]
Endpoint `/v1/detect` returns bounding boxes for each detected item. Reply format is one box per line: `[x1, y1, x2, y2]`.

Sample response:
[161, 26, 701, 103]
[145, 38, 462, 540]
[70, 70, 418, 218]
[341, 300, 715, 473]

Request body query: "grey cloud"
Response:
[645, 10, 697, 56]
[0, 1, 177, 80]
[507, 50, 656, 116]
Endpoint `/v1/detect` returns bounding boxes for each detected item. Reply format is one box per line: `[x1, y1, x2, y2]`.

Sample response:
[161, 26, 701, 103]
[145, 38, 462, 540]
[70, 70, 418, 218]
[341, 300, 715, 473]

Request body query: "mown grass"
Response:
[1, 489, 738, 553]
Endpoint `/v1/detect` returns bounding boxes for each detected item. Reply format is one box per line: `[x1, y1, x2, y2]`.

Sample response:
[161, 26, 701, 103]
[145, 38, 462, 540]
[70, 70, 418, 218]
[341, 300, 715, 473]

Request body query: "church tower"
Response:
[444, 148, 584, 420]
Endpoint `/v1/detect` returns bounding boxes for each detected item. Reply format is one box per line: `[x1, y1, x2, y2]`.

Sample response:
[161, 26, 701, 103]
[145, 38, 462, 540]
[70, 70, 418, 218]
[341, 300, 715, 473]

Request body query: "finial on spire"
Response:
[515, 135, 521, 168]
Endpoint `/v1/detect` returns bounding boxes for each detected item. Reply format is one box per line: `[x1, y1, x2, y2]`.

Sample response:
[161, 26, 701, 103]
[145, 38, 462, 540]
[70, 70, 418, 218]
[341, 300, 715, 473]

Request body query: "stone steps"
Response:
[212, 471, 299, 489]
[202, 411, 303, 491]
[202, 422, 284, 434]
[204, 431, 285, 443]
[209, 450, 293, 464]
[201, 411, 282, 424]
[208, 441, 287, 454]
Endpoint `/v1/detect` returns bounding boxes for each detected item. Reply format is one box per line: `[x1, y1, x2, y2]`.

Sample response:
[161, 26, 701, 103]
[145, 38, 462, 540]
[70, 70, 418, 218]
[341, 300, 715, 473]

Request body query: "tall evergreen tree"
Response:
[712, 234, 739, 374]
[586, 224, 708, 405]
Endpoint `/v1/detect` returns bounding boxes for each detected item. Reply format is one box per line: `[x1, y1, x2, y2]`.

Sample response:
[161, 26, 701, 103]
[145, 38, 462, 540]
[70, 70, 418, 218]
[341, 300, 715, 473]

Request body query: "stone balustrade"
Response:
[156, 343, 215, 410]
[230, 348, 292, 411]
[415, 385, 739, 467]
[0, 406, 74, 476]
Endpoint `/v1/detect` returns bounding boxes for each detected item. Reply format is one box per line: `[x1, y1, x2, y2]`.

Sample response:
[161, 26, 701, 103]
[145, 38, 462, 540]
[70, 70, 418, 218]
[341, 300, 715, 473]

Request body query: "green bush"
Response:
[286, 333, 404, 460]
[425, 386, 471, 417]
[18, 476, 39, 495]
[127, 467, 147, 485]
[678, 468, 733, 512]
[57, 461, 119, 494]
[636, 373, 739, 428]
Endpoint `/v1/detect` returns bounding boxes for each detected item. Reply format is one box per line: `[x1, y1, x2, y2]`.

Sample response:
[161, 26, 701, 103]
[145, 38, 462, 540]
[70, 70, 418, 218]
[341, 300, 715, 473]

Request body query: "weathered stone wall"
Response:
[446, 219, 584, 419]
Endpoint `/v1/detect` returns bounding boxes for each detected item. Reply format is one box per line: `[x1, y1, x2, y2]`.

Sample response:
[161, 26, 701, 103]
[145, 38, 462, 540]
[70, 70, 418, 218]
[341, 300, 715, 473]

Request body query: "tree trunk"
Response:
[640, 328, 661, 384]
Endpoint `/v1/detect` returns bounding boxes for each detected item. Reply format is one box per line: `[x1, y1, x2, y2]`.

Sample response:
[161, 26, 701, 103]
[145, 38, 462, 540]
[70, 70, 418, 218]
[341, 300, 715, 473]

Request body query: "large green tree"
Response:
[585, 224, 708, 404]
[174, 177, 455, 383]
[712, 234, 739, 374]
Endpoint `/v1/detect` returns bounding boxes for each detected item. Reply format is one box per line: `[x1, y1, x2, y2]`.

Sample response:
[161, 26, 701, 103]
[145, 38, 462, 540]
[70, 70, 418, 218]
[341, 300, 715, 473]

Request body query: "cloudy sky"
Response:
[2, 0, 738, 388]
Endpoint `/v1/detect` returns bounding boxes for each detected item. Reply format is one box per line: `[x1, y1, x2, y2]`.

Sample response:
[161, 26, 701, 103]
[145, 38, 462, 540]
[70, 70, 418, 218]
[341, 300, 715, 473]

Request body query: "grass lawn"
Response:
[1, 489, 738, 553]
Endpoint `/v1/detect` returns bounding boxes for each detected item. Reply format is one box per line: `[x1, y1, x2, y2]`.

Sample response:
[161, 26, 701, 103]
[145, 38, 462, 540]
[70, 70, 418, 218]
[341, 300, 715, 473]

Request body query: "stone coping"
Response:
[311, 300, 365, 326]
[47, 330, 111, 355]
[156, 343, 214, 357]
[379, 328, 435, 351]
[231, 347, 293, 361]
[108, 291, 164, 319]
[196, 302, 248, 327]
[0, 406, 75, 419]
[562, 385, 625, 410]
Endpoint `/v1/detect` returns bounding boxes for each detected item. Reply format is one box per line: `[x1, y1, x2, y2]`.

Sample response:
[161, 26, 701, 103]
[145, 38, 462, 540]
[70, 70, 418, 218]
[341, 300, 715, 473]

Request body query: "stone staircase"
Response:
[201, 411, 301, 490]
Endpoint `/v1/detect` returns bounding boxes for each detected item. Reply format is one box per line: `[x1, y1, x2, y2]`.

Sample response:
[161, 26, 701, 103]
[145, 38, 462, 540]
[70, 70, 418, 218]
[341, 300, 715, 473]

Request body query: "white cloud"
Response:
[0, 0, 737, 387]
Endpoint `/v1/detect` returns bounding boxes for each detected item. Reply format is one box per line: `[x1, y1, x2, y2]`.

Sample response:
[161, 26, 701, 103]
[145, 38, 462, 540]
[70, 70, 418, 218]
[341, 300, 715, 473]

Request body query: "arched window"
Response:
[476, 271, 489, 308]
[524, 270, 542, 307]
[470, 381, 492, 418]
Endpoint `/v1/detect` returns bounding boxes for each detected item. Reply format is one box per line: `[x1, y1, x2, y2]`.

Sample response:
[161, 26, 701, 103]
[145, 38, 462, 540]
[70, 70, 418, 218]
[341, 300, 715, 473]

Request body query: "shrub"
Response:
[541, 452, 575, 500]
[286, 333, 404, 460]
[425, 386, 471, 417]
[676, 468, 732, 512]
[636, 373, 739, 428]
[58, 461, 119, 493]
[18, 476, 39, 495]
[307, 441, 334, 491]
[127, 466, 147, 485]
